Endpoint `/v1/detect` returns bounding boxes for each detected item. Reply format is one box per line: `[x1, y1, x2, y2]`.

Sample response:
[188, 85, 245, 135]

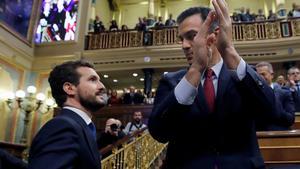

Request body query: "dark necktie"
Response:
[204, 68, 215, 113]
[296, 83, 300, 92]
[88, 122, 97, 141]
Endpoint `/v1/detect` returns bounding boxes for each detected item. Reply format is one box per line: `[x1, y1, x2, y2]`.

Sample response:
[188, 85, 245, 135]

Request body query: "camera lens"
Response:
[110, 124, 118, 131]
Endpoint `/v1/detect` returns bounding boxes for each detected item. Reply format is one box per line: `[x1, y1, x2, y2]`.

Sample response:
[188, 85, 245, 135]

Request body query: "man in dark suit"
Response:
[123, 86, 144, 104]
[28, 60, 107, 169]
[256, 62, 295, 131]
[285, 66, 300, 112]
[148, 1, 277, 169]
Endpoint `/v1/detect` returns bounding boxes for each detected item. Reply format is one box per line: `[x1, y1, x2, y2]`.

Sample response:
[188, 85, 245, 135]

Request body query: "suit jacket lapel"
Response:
[173, 68, 209, 112]
[196, 85, 210, 113]
[61, 109, 100, 166]
[80, 122, 101, 165]
[215, 64, 231, 111]
[170, 67, 208, 112]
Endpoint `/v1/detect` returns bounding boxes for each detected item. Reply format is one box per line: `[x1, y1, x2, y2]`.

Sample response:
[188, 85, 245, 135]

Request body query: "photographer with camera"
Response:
[97, 118, 124, 158]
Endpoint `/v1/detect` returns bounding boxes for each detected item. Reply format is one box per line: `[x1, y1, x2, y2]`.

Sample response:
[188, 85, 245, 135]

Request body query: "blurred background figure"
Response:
[276, 75, 286, 87]
[97, 118, 124, 158]
[124, 111, 147, 135]
[93, 15, 105, 33]
[256, 62, 295, 131]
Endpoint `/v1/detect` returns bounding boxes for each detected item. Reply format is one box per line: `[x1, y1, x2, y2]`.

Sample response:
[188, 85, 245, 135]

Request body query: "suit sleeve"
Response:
[28, 118, 80, 169]
[238, 65, 279, 120]
[0, 149, 28, 169]
[277, 90, 295, 127]
[148, 74, 191, 143]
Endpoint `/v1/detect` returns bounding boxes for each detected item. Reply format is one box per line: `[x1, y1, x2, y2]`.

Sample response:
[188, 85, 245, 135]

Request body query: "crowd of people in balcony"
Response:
[231, 3, 300, 23]
[106, 86, 155, 106]
[91, 3, 300, 34]
[92, 13, 178, 33]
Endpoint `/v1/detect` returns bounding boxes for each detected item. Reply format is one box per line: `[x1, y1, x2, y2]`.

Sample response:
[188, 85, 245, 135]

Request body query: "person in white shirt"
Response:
[124, 111, 147, 135]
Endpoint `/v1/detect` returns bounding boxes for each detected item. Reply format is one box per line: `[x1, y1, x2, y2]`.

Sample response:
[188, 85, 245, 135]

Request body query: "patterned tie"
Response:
[203, 68, 215, 113]
[88, 122, 97, 141]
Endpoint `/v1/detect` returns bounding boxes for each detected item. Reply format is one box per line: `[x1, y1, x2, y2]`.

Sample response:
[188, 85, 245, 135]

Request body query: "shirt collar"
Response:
[270, 83, 274, 89]
[201, 58, 223, 80]
[63, 106, 92, 125]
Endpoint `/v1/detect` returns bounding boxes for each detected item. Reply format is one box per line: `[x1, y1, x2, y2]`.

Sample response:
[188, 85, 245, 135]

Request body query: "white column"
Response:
[148, 0, 154, 17]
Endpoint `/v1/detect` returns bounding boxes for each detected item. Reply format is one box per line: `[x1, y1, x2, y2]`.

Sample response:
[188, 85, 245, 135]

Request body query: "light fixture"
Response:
[140, 1, 148, 5]
[140, 78, 144, 81]
[132, 73, 138, 77]
[3, 86, 55, 145]
[103, 74, 109, 78]
[113, 79, 118, 83]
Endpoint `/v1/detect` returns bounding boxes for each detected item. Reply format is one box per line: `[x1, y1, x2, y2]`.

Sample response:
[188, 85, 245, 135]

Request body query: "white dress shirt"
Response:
[174, 58, 247, 105]
[64, 106, 92, 125]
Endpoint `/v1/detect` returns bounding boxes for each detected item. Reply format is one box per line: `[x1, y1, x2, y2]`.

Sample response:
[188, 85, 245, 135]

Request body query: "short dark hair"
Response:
[177, 6, 218, 33]
[48, 60, 95, 107]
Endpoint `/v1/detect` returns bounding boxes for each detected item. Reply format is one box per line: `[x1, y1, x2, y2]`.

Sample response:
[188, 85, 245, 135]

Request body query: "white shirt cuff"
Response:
[174, 76, 198, 105]
[236, 58, 246, 80]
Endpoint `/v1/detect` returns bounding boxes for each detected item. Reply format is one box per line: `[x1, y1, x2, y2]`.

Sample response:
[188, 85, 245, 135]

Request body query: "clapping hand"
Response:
[191, 10, 216, 73]
[192, 0, 241, 71]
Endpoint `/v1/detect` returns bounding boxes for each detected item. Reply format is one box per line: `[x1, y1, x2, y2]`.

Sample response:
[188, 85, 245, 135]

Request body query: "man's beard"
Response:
[134, 119, 141, 124]
[79, 93, 107, 113]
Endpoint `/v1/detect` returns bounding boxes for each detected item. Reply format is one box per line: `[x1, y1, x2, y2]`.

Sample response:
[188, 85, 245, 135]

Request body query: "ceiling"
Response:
[98, 66, 184, 90]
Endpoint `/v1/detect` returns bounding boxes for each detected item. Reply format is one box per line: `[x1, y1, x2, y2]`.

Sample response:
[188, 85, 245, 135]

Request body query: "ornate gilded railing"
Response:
[101, 130, 167, 169]
[86, 18, 300, 50]
[87, 30, 144, 50]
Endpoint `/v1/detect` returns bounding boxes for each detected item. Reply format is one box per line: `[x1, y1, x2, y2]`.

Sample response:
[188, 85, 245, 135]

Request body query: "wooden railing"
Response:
[258, 130, 300, 167]
[86, 18, 300, 50]
[100, 128, 167, 169]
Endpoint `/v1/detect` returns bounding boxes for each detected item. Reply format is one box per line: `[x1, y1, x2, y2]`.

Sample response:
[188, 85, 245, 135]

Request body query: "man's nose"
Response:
[98, 81, 107, 93]
[182, 39, 191, 49]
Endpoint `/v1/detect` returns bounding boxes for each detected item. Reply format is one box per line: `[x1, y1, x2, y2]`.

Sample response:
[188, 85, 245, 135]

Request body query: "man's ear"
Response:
[206, 32, 217, 48]
[63, 82, 76, 96]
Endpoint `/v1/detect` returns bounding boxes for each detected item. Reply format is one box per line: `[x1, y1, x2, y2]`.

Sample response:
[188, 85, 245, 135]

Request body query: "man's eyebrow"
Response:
[89, 74, 100, 79]
[183, 30, 197, 37]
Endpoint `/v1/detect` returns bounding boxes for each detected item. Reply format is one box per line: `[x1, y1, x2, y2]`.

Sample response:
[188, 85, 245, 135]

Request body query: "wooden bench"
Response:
[258, 130, 300, 167]
[291, 113, 300, 130]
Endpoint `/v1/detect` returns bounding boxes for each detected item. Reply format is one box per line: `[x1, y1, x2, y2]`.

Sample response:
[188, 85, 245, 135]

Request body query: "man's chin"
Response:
[97, 98, 108, 105]
[88, 104, 105, 113]
[97, 95, 108, 104]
